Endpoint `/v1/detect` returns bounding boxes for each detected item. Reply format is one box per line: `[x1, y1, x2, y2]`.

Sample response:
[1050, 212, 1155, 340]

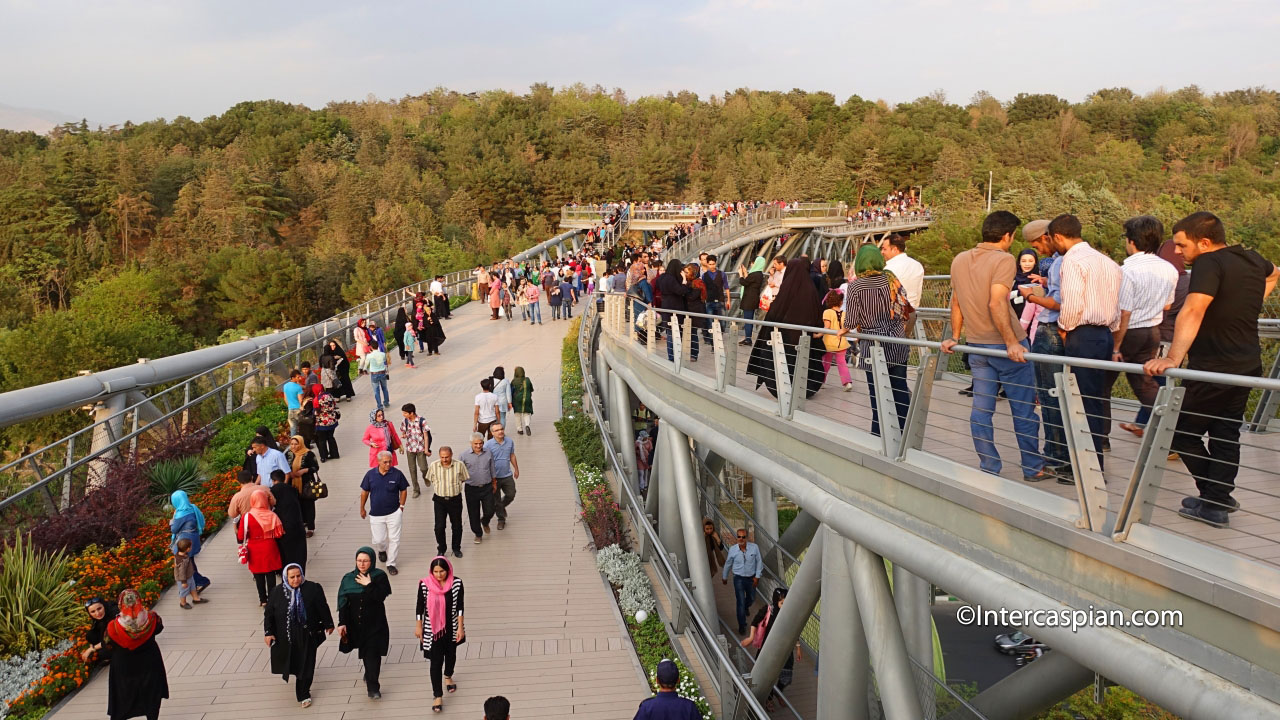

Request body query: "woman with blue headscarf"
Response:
[265, 563, 334, 708]
[169, 490, 210, 593]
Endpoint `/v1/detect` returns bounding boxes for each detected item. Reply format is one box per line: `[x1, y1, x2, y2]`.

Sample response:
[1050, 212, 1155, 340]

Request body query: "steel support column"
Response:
[848, 541, 925, 719]
[753, 475, 782, 582]
[87, 393, 128, 487]
[777, 509, 819, 560]
[960, 651, 1094, 720]
[751, 531, 823, 702]
[610, 372, 638, 494]
[664, 422, 718, 621]
[657, 423, 687, 579]
[819, 527, 869, 720]
[893, 565, 935, 717]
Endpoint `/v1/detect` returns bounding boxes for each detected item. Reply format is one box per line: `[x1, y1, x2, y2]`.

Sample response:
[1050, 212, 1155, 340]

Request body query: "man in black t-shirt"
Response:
[1145, 212, 1279, 527]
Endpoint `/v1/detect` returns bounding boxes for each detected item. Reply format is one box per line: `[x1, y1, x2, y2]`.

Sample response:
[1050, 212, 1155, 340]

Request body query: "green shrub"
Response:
[555, 318, 606, 470]
[206, 397, 288, 474]
[0, 534, 80, 657]
[146, 456, 202, 504]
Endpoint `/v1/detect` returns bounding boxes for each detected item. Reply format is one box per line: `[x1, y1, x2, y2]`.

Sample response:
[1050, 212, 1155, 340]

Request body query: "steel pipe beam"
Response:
[657, 423, 687, 578]
[751, 530, 823, 702]
[819, 527, 870, 720]
[598, 344, 1280, 719]
[665, 422, 718, 621]
[849, 542, 925, 719]
[958, 651, 1094, 720]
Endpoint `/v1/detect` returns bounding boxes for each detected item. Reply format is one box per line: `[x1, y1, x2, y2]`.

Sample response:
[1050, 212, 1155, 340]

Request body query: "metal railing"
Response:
[575, 312, 775, 720]
[595, 292, 1280, 602]
[0, 271, 481, 518]
[582, 303, 987, 719]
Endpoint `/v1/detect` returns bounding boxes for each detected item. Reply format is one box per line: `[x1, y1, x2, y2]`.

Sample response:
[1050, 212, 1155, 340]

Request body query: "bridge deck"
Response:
[51, 302, 649, 720]
[672, 335, 1280, 571]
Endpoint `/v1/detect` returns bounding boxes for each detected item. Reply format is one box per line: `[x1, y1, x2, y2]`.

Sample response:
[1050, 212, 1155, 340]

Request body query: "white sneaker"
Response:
[843, 383, 853, 392]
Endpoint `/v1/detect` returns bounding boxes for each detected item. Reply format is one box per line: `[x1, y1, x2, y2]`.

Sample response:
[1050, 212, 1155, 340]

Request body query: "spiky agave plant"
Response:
[0, 533, 80, 656]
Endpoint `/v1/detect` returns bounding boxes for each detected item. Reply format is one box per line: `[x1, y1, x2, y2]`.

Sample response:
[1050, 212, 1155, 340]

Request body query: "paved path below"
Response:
[52, 300, 649, 720]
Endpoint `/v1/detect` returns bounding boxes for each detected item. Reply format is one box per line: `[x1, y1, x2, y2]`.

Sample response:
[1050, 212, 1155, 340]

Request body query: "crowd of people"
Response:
[605, 205, 1272, 531]
[79, 236, 665, 719]
[845, 191, 931, 223]
[940, 210, 1276, 527]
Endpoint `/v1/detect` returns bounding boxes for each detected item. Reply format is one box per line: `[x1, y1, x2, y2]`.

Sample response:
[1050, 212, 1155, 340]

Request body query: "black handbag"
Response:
[302, 476, 328, 500]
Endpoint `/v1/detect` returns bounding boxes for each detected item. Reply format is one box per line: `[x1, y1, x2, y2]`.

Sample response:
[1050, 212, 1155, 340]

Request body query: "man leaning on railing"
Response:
[1143, 211, 1280, 528]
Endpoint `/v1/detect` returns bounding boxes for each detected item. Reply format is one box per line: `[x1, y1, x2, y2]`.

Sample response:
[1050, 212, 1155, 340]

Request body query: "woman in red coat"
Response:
[241, 489, 284, 606]
[361, 409, 402, 468]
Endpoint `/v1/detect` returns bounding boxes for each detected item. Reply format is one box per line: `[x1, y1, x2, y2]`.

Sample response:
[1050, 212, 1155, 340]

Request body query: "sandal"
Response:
[193, 598, 209, 604]
[300, 698, 312, 708]
[446, 678, 457, 693]
[180, 602, 192, 610]
[432, 699, 443, 713]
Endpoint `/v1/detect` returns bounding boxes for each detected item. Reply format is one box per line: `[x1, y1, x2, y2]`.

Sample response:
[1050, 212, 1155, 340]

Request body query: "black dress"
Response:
[338, 572, 392, 693]
[264, 581, 334, 702]
[86, 602, 119, 665]
[105, 619, 168, 720]
[270, 483, 309, 572]
[331, 353, 355, 399]
[420, 315, 446, 354]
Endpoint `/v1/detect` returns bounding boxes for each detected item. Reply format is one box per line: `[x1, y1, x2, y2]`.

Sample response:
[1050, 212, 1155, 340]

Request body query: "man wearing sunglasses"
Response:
[721, 528, 762, 635]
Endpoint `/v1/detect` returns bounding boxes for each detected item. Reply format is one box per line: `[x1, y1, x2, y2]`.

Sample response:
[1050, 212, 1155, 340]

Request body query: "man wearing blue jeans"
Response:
[1018, 221, 1072, 477]
[366, 345, 390, 410]
[721, 528, 762, 635]
[943, 211, 1048, 481]
[702, 255, 729, 335]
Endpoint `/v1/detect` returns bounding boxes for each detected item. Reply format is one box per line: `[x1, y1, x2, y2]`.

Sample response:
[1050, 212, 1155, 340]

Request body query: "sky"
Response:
[2, 0, 1279, 128]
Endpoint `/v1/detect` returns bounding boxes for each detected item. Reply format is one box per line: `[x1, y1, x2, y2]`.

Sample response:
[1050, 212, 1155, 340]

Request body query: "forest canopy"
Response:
[0, 83, 1277, 402]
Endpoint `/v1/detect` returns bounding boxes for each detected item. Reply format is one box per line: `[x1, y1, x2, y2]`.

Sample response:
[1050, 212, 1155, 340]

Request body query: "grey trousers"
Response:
[494, 475, 516, 520]
[404, 451, 430, 491]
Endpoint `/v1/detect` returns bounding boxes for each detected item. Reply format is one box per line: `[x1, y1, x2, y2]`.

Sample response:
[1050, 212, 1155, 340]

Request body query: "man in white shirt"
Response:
[473, 377, 500, 439]
[1105, 216, 1178, 438]
[880, 234, 924, 309]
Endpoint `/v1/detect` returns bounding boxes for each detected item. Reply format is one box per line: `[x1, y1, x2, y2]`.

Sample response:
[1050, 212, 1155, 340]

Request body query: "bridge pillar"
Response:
[88, 392, 128, 488]
[752, 475, 782, 583]
[818, 526, 870, 720]
[664, 422, 718, 621]
[957, 650, 1093, 720]
[609, 371, 638, 499]
[657, 423, 687, 580]
[893, 565, 935, 717]
[848, 541, 925, 719]
[751, 530, 823, 702]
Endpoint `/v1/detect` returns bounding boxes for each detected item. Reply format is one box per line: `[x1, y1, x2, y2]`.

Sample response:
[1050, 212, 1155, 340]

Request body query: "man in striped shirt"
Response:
[1050, 214, 1122, 472]
[427, 446, 469, 559]
[1104, 216, 1178, 439]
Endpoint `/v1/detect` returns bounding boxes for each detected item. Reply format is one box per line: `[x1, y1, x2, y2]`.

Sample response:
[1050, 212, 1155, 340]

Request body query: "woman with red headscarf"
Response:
[240, 489, 283, 606]
[103, 588, 168, 720]
[415, 556, 466, 714]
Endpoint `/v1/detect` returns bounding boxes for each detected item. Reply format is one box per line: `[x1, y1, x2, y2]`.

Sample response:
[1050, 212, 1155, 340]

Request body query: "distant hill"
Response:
[0, 103, 90, 134]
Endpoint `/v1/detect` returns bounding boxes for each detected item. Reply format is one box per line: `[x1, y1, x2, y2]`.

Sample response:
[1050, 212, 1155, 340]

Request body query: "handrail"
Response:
[0, 273, 481, 513]
[576, 309, 775, 719]
[617, 297, 1280, 392]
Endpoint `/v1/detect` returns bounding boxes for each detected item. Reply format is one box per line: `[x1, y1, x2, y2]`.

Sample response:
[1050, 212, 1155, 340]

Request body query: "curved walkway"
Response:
[51, 300, 649, 720]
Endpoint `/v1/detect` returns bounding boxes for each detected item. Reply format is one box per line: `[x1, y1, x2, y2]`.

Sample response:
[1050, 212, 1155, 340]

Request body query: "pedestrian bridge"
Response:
[560, 203, 853, 232]
[582, 291, 1280, 719]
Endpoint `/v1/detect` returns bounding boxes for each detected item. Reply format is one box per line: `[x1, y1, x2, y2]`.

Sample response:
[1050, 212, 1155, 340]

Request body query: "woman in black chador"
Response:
[336, 546, 393, 698]
[264, 563, 334, 708]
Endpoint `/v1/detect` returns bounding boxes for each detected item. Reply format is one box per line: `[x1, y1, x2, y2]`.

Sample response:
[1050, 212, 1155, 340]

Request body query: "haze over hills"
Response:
[0, 103, 93, 134]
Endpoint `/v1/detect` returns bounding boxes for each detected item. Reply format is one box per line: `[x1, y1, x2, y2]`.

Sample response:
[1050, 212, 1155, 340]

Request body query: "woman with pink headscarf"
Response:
[415, 556, 466, 714]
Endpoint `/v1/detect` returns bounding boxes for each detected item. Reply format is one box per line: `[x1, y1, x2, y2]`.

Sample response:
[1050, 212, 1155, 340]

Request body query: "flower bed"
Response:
[4, 398, 286, 720]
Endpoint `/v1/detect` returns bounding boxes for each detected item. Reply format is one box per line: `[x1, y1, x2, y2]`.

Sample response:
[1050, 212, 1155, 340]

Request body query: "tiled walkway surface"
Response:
[52, 300, 649, 720]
